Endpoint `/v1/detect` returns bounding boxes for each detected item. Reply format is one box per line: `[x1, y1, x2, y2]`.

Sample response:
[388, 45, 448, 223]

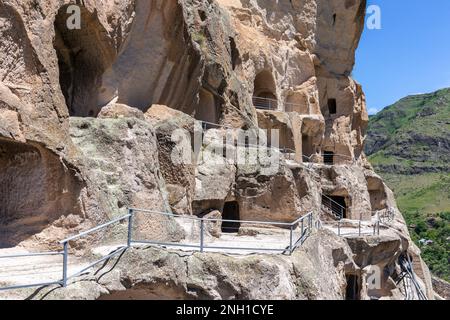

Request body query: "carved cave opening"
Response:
[327, 98, 337, 115]
[322, 195, 347, 219]
[253, 70, 277, 109]
[345, 274, 361, 300]
[53, 5, 115, 117]
[323, 150, 334, 165]
[221, 201, 240, 233]
[0, 138, 83, 248]
[302, 134, 314, 161]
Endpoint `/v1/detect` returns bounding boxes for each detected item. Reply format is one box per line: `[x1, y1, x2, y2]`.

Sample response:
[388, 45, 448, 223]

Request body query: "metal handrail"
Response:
[252, 96, 307, 112]
[321, 219, 380, 237]
[131, 208, 313, 255]
[0, 252, 63, 259]
[301, 153, 357, 165]
[198, 120, 235, 131]
[0, 209, 315, 292]
[59, 213, 132, 287]
[321, 194, 346, 210]
[0, 251, 64, 292]
[252, 96, 278, 110]
[321, 194, 346, 220]
[60, 214, 131, 244]
[130, 207, 308, 227]
[398, 254, 428, 300]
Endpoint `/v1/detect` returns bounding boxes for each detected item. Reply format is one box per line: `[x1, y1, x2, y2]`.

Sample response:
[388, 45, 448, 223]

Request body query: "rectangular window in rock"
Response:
[328, 98, 337, 114]
[221, 201, 240, 233]
[323, 151, 334, 165]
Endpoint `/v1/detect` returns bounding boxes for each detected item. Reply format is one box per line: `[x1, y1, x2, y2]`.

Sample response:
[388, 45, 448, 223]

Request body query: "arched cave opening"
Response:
[53, 5, 115, 117]
[253, 70, 278, 110]
[221, 201, 240, 233]
[0, 138, 83, 248]
[98, 0, 200, 114]
[195, 88, 218, 124]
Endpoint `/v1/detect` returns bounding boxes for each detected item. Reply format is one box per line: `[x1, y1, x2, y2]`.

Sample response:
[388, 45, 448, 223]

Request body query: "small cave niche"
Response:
[327, 98, 337, 115]
[195, 88, 218, 124]
[253, 70, 277, 110]
[53, 5, 115, 117]
[345, 274, 361, 300]
[0, 138, 83, 248]
[198, 10, 207, 22]
[221, 201, 240, 233]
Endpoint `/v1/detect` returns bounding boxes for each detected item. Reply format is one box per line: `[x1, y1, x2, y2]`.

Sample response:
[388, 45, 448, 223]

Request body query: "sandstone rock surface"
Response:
[0, 0, 435, 300]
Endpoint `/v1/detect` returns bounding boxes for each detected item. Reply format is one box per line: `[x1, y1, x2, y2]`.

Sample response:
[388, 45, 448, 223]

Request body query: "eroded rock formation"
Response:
[0, 0, 437, 299]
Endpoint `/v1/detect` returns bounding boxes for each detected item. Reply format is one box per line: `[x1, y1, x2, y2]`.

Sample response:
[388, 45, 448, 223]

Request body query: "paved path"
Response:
[0, 218, 385, 292]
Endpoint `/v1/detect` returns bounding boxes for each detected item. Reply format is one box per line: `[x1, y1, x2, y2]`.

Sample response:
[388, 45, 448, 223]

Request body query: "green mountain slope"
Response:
[365, 88, 450, 281]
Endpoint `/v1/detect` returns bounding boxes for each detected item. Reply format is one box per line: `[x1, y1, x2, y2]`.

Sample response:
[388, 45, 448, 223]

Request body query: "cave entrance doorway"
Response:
[345, 274, 360, 300]
[253, 70, 277, 110]
[221, 201, 240, 233]
[322, 195, 347, 219]
[53, 5, 115, 117]
[0, 138, 82, 248]
[302, 135, 314, 162]
[323, 151, 334, 165]
[327, 98, 337, 115]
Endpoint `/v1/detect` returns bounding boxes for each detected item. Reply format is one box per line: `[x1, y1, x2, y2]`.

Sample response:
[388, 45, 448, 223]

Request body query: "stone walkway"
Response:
[0, 218, 386, 293]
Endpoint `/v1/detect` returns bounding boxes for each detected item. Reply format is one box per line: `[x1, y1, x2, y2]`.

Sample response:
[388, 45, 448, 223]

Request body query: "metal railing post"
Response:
[127, 209, 134, 247]
[289, 224, 294, 254]
[358, 220, 361, 236]
[301, 219, 304, 238]
[377, 211, 381, 236]
[200, 218, 205, 253]
[338, 221, 341, 236]
[62, 241, 68, 287]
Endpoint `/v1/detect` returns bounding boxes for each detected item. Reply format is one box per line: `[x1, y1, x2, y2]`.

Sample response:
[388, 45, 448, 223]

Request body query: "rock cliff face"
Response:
[0, 0, 436, 299]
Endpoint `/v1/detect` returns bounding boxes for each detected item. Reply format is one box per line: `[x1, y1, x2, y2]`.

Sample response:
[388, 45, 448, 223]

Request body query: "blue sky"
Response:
[353, 0, 450, 115]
